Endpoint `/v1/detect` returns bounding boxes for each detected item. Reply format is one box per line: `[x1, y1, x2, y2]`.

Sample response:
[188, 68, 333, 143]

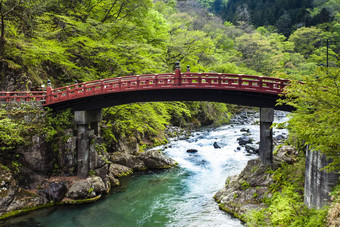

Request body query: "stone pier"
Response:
[259, 108, 274, 166]
[74, 109, 102, 178]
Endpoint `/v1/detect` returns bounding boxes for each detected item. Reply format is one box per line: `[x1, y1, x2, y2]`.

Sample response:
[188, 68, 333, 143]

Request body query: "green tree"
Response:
[0, 0, 21, 55]
[279, 67, 340, 172]
[288, 27, 331, 58]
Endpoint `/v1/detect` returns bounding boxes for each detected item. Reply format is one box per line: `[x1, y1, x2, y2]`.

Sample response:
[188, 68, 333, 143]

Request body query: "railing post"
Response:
[101, 80, 105, 94]
[238, 75, 243, 88]
[186, 65, 190, 73]
[280, 80, 285, 91]
[6, 92, 10, 102]
[175, 62, 181, 86]
[46, 79, 52, 104]
[66, 85, 70, 99]
[259, 77, 263, 90]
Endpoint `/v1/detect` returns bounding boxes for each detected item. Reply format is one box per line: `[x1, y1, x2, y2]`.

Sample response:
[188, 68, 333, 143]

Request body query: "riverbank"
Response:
[214, 145, 301, 221]
[214, 144, 339, 226]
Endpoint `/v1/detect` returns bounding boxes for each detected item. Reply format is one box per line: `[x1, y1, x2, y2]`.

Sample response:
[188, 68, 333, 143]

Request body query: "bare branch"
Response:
[3, 0, 21, 17]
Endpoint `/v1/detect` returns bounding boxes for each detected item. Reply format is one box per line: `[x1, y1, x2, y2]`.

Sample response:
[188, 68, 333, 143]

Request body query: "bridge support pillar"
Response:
[259, 108, 274, 166]
[74, 109, 102, 178]
[76, 124, 90, 179]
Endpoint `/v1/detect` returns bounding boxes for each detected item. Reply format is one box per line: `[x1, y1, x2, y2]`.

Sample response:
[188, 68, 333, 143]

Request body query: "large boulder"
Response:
[214, 158, 272, 220]
[245, 144, 259, 154]
[137, 150, 177, 169]
[44, 182, 67, 202]
[66, 176, 106, 199]
[275, 145, 298, 164]
[108, 164, 133, 178]
[16, 167, 45, 190]
[110, 152, 146, 171]
[237, 136, 253, 146]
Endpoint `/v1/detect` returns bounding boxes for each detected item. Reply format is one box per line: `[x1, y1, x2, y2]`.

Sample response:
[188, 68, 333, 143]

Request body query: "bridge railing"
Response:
[0, 91, 46, 103]
[0, 72, 289, 105]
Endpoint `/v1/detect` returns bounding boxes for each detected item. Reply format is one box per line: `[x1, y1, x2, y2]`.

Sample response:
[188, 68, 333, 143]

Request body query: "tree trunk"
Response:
[0, 15, 4, 56]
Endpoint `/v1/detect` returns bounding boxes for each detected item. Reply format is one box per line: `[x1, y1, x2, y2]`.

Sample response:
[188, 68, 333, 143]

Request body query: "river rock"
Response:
[109, 164, 133, 178]
[213, 142, 221, 149]
[110, 152, 146, 171]
[66, 176, 106, 199]
[138, 150, 177, 169]
[94, 164, 109, 187]
[245, 144, 259, 154]
[107, 163, 133, 187]
[187, 149, 198, 153]
[240, 128, 250, 133]
[276, 145, 297, 164]
[16, 166, 45, 190]
[237, 136, 253, 146]
[274, 134, 287, 146]
[44, 182, 67, 202]
[5, 188, 47, 214]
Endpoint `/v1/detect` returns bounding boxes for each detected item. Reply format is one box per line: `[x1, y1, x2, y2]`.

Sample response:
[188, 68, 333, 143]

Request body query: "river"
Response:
[3, 112, 288, 227]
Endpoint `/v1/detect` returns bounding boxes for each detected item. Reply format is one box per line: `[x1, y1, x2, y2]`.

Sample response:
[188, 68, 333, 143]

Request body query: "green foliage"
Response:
[43, 108, 73, 143]
[241, 181, 250, 190]
[247, 158, 328, 227]
[247, 185, 328, 226]
[279, 68, 340, 172]
[102, 103, 170, 149]
[0, 110, 26, 152]
[0, 105, 44, 155]
[269, 159, 306, 193]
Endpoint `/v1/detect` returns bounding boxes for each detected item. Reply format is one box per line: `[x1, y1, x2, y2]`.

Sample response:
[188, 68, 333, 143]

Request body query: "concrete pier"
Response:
[259, 108, 274, 166]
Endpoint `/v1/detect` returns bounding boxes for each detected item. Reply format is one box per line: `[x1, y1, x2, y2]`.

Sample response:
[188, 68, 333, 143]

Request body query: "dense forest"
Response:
[199, 0, 339, 36]
[0, 0, 339, 225]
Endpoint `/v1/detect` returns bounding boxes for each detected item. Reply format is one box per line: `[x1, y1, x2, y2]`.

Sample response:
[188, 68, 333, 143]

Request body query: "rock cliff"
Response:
[214, 146, 299, 221]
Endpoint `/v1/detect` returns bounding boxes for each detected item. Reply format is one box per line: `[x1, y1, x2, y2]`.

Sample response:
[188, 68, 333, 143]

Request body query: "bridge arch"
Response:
[43, 66, 293, 112]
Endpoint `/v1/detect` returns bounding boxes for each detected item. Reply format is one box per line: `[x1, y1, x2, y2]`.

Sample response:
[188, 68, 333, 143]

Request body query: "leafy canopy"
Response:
[279, 67, 340, 171]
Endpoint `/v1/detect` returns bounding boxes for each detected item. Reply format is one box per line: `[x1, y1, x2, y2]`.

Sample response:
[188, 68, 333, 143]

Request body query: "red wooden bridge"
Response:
[0, 68, 292, 111]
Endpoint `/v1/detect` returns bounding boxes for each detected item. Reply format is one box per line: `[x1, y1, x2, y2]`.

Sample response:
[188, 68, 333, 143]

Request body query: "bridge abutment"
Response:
[74, 109, 102, 178]
[259, 108, 274, 166]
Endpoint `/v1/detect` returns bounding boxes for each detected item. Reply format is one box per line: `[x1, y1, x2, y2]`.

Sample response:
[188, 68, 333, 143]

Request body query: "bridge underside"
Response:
[46, 88, 293, 112]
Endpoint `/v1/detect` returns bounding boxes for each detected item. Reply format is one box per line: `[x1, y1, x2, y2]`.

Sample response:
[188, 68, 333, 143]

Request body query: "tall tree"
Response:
[0, 0, 21, 55]
[279, 67, 340, 171]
